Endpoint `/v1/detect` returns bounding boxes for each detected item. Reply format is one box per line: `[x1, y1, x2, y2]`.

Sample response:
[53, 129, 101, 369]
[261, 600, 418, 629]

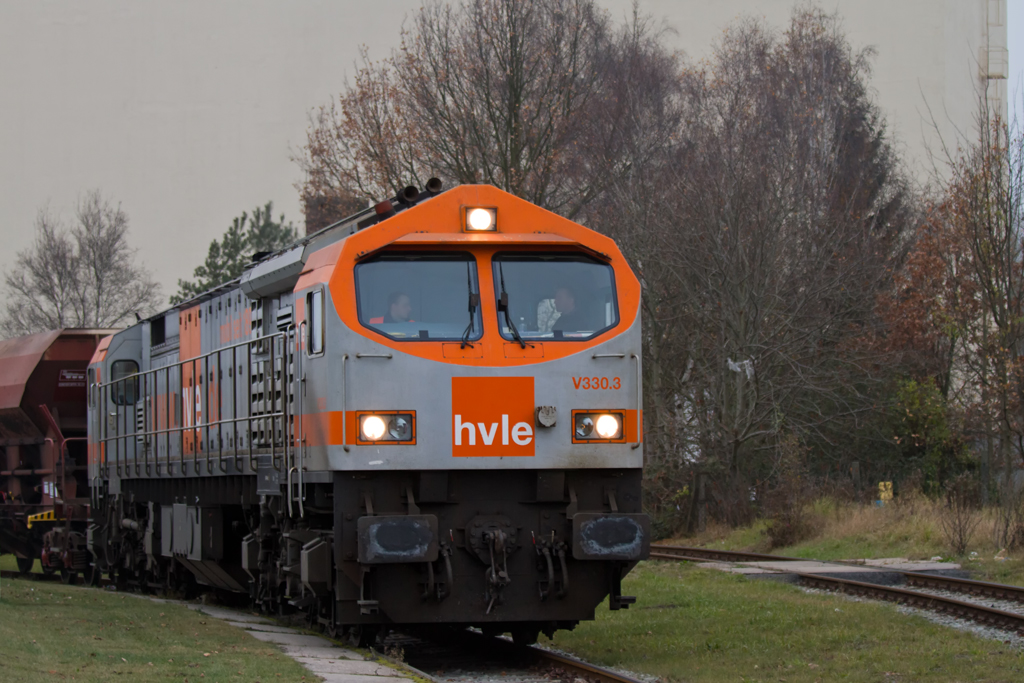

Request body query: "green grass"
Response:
[8, 497, 1024, 683]
[0, 575, 314, 682]
[545, 560, 1024, 682]
[0, 554, 46, 575]
[966, 556, 1024, 587]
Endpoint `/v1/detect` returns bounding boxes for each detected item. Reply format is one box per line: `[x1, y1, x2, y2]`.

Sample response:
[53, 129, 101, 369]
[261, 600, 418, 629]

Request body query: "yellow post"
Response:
[878, 481, 893, 504]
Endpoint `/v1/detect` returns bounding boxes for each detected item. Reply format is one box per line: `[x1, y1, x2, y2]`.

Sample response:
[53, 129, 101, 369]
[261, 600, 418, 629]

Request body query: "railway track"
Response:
[650, 543, 799, 564]
[385, 627, 646, 683]
[650, 543, 1024, 634]
[795, 572, 1024, 633]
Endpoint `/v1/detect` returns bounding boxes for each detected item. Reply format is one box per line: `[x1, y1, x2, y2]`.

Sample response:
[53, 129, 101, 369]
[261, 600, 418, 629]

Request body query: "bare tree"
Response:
[592, 9, 915, 521]
[296, 0, 671, 222]
[2, 191, 161, 337]
[938, 108, 1024, 523]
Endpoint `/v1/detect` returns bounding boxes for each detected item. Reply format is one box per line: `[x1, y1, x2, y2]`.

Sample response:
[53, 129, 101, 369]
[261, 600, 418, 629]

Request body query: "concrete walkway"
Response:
[697, 557, 965, 584]
[188, 604, 415, 683]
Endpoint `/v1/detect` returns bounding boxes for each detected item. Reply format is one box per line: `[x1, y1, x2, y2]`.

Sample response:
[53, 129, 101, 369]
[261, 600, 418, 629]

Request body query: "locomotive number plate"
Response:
[572, 376, 621, 390]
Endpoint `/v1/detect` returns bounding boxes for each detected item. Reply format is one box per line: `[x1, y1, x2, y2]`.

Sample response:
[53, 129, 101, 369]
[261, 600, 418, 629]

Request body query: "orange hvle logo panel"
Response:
[452, 376, 535, 457]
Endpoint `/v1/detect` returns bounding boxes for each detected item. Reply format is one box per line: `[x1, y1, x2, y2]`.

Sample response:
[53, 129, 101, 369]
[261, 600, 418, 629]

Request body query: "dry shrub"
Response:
[766, 504, 820, 549]
[891, 471, 925, 516]
[994, 485, 1024, 551]
[764, 436, 822, 549]
[817, 500, 887, 540]
[939, 473, 982, 556]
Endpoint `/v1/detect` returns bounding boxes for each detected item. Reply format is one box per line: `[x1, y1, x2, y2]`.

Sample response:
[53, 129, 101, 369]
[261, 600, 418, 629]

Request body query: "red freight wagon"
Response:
[0, 329, 115, 581]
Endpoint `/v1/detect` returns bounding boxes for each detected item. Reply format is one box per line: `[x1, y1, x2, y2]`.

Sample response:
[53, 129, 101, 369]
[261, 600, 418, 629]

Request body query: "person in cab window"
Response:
[370, 292, 413, 324]
[552, 286, 585, 332]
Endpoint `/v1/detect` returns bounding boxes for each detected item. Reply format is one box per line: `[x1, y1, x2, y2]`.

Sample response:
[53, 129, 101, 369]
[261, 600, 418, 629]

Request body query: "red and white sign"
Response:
[57, 369, 86, 388]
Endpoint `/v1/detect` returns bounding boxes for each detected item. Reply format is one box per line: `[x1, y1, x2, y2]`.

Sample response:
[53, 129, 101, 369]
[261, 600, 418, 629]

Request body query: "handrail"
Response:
[204, 352, 212, 473]
[295, 322, 306, 519]
[592, 353, 626, 358]
[631, 352, 642, 450]
[287, 466, 295, 517]
[228, 342, 240, 473]
[346, 352, 392, 452]
[270, 335, 280, 471]
[192, 355, 200, 473]
[246, 338, 256, 473]
[341, 354, 349, 452]
[95, 331, 291, 478]
[139, 373, 147, 476]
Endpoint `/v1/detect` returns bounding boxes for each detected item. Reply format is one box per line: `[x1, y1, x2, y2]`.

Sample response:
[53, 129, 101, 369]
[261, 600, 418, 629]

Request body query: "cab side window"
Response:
[306, 288, 325, 355]
[111, 360, 139, 405]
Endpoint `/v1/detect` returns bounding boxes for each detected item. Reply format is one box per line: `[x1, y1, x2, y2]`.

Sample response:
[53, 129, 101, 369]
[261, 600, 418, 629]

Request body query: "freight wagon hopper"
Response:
[0, 329, 114, 579]
[88, 183, 649, 645]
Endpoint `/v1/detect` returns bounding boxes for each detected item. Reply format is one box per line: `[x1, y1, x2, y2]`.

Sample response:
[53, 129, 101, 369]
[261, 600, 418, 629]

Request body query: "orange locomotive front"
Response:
[86, 183, 649, 644]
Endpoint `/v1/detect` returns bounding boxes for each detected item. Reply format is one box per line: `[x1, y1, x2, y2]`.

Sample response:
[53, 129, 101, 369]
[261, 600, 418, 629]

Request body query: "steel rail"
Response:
[458, 627, 646, 683]
[794, 572, 1024, 634]
[650, 543, 1024, 632]
[651, 543, 1024, 605]
[528, 643, 645, 683]
[650, 543, 805, 563]
[902, 571, 1024, 605]
[396, 627, 646, 683]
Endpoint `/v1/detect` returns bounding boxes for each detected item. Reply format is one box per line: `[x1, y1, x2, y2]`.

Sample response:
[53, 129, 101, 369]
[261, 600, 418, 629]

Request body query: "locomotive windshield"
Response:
[356, 253, 482, 341]
[493, 253, 618, 340]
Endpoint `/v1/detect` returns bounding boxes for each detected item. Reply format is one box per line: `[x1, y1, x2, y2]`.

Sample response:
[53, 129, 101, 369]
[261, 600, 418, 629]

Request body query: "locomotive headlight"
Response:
[595, 414, 622, 439]
[572, 410, 625, 442]
[388, 416, 411, 440]
[356, 411, 416, 444]
[465, 207, 497, 231]
[575, 415, 594, 438]
[360, 415, 387, 441]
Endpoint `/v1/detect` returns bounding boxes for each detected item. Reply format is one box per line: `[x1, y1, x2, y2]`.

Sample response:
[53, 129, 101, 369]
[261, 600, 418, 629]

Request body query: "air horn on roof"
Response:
[359, 178, 445, 230]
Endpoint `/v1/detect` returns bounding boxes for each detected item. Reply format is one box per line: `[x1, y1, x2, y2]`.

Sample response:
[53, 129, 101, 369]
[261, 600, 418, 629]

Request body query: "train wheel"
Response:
[60, 568, 78, 585]
[326, 622, 339, 639]
[86, 564, 103, 587]
[511, 627, 540, 646]
[16, 556, 34, 574]
[345, 625, 381, 649]
[110, 568, 129, 591]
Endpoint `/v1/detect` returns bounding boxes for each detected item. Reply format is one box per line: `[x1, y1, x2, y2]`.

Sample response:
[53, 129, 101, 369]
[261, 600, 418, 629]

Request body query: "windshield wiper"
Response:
[461, 263, 479, 349]
[497, 262, 526, 348]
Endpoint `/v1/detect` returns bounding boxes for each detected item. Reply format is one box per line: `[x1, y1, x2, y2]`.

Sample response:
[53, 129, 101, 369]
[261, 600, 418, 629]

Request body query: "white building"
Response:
[630, 0, 1008, 182]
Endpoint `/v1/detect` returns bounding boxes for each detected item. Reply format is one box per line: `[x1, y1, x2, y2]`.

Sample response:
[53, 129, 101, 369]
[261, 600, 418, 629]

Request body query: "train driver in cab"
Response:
[370, 291, 413, 324]
[552, 286, 585, 333]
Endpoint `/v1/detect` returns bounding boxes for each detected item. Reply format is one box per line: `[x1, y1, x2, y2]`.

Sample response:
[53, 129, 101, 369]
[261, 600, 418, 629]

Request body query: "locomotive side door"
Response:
[97, 328, 143, 495]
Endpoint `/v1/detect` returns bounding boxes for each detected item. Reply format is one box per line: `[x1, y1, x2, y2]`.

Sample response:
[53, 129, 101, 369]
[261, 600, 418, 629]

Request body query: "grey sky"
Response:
[1, 1, 1020, 307]
[0, 1, 423, 301]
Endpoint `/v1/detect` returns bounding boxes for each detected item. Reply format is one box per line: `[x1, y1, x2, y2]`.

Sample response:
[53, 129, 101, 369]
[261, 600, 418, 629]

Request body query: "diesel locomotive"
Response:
[5, 183, 649, 645]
